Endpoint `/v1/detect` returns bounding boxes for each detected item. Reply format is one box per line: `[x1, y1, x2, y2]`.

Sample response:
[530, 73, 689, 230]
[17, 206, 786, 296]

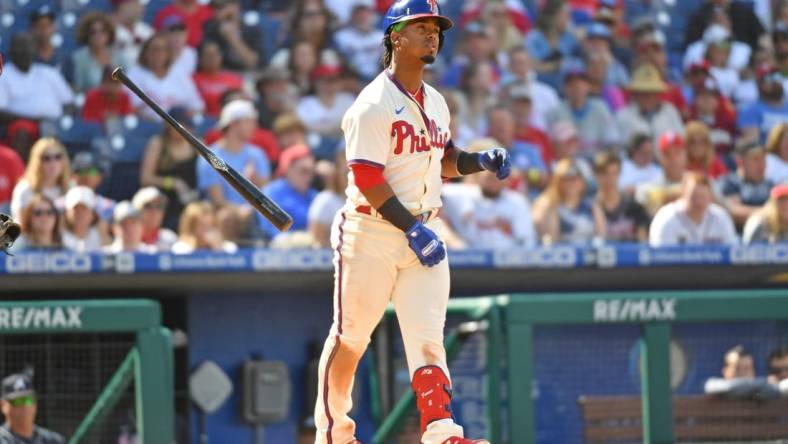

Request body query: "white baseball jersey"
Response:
[649, 201, 738, 246]
[342, 71, 452, 213]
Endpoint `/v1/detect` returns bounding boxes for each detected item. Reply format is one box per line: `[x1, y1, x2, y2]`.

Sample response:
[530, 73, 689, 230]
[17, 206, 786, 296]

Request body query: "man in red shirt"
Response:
[153, 0, 214, 47]
[82, 68, 134, 123]
[0, 145, 25, 213]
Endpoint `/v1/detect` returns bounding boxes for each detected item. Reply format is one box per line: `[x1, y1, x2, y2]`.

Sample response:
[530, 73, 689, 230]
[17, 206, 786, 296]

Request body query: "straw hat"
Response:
[628, 64, 667, 93]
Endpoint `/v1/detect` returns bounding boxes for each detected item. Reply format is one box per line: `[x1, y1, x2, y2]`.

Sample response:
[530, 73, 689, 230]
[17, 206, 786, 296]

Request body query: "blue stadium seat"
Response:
[192, 114, 217, 138]
[107, 117, 163, 163]
[104, 161, 141, 202]
[143, 0, 171, 25]
[257, 13, 283, 64]
[55, 115, 104, 158]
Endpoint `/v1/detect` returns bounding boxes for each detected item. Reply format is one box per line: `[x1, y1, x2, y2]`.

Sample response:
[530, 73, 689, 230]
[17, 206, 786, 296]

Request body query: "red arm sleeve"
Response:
[350, 162, 386, 191]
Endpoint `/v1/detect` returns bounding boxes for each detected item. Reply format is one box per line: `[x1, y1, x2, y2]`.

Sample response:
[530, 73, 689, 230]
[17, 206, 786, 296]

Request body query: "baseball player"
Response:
[313, 2, 511, 443]
[0, 372, 65, 444]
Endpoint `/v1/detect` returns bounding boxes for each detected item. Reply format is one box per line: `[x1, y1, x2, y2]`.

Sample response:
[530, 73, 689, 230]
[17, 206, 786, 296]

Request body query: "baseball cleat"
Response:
[442, 438, 490, 444]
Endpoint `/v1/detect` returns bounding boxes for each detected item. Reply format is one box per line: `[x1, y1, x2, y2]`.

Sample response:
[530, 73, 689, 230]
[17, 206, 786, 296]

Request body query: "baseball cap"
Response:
[159, 14, 186, 31]
[72, 152, 99, 173]
[772, 184, 788, 200]
[132, 186, 167, 211]
[2, 373, 35, 401]
[310, 64, 342, 81]
[65, 186, 97, 210]
[562, 61, 589, 83]
[218, 100, 258, 129]
[658, 132, 684, 152]
[276, 144, 313, 177]
[586, 22, 611, 41]
[552, 121, 578, 143]
[29, 5, 55, 23]
[113, 200, 141, 222]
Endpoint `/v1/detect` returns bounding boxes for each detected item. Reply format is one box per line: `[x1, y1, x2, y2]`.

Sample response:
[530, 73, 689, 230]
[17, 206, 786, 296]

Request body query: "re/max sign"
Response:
[0, 307, 83, 329]
[593, 299, 676, 322]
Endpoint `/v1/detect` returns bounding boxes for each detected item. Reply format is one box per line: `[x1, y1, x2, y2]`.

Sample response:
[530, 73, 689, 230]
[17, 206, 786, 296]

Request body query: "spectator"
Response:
[743, 184, 788, 244]
[270, 2, 339, 78]
[688, 76, 737, 158]
[255, 68, 299, 130]
[631, 30, 687, 115]
[700, 26, 746, 99]
[72, 12, 122, 92]
[524, 0, 578, 87]
[549, 122, 594, 184]
[550, 63, 619, 156]
[0, 372, 65, 444]
[500, 46, 560, 131]
[81, 67, 134, 124]
[649, 172, 737, 246]
[28, 6, 60, 68]
[192, 40, 243, 118]
[153, 0, 215, 48]
[70, 152, 115, 223]
[202, 0, 264, 71]
[637, 132, 688, 216]
[272, 113, 310, 155]
[685, 0, 765, 51]
[615, 64, 685, 148]
[259, 144, 317, 240]
[765, 122, 788, 185]
[198, 100, 271, 243]
[684, 121, 729, 179]
[278, 40, 322, 94]
[718, 140, 773, 228]
[737, 64, 788, 143]
[112, 0, 155, 69]
[487, 105, 548, 193]
[441, 22, 499, 89]
[10, 138, 72, 222]
[12, 194, 62, 252]
[104, 201, 154, 253]
[767, 346, 788, 384]
[593, 151, 649, 242]
[127, 33, 204, 120]
[308, 149, 347, 247]
[0, 33, 75, 159]
[203, 89, 281, 164]
[585, 51, 626, 112]
[703, 345, 779, 399]
[619, 133, 662, 196]
[684, 23, 751, 75]
[140, 107, 199, 230]
[172, 201, 238, 254]
[62, 186, 108, 253]
[458, 60, 499, 135]
[132, 187, 178, 252]
[532, 158, 605, 245]
[454, 147, 538, 249]
[480, 0, 527, 54]
[160, 15, 197, 79]
[506, 84, 555, 169]
[0, 145, 25, 214]
[577, 22, 629, 87]
[296, 65, 355, 149]
[334, 1, 384, 81]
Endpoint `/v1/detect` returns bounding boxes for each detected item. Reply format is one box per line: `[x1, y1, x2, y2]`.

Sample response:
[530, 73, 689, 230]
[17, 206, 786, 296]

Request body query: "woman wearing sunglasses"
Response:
[10, 194, 63, 252]
[9, 138, 72, 222]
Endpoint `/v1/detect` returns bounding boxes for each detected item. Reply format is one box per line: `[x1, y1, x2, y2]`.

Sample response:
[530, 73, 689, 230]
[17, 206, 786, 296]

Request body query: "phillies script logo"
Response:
[427, 0, 439, 14]
[391, 120, 448, 155]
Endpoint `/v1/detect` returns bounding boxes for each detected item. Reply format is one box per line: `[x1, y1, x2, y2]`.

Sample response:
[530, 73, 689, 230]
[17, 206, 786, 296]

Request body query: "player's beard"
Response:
[420, 55, 436, 64]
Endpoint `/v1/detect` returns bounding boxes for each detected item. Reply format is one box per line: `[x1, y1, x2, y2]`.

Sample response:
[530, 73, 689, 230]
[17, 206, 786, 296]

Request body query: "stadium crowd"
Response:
[0, 0, 787, 254]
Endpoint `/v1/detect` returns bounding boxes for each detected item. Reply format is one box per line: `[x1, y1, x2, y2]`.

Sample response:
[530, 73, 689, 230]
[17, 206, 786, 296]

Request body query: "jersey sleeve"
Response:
[342, 101, 390, 168]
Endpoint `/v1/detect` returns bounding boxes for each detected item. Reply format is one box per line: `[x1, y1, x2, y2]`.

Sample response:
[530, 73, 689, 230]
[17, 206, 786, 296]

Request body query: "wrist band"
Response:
[457, 151, 484, 175]
[377, 196, 418, 232]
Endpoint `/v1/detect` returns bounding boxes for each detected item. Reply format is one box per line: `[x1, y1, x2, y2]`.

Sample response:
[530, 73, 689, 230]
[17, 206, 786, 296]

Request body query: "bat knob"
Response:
[111, 67, 123, 81]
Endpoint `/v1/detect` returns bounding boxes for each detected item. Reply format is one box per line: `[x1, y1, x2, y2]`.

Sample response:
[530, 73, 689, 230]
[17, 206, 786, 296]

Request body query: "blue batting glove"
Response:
[478, 147, 512, 180]
[405, 222, 446, 267]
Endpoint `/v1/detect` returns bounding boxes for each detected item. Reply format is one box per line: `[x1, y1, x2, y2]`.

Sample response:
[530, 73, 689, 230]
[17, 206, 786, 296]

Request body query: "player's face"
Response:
[395, 18, 441, 64]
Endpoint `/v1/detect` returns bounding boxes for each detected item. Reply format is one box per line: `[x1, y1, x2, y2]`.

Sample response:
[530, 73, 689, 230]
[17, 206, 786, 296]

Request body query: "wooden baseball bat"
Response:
[111, 67, 293, 232]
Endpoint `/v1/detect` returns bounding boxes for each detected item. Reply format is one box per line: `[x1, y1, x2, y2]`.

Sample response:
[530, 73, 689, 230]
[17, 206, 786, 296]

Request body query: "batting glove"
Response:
[406, 222, 446, 267]
[478, 148, 512, 180]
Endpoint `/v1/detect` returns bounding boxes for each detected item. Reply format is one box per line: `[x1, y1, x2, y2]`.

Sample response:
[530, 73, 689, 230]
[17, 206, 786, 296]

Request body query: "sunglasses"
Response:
[41, 153, 63, 163]
[8, 395, 35, 407]
[32, 208, 56, 217]
[143, 202, 166, 211]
